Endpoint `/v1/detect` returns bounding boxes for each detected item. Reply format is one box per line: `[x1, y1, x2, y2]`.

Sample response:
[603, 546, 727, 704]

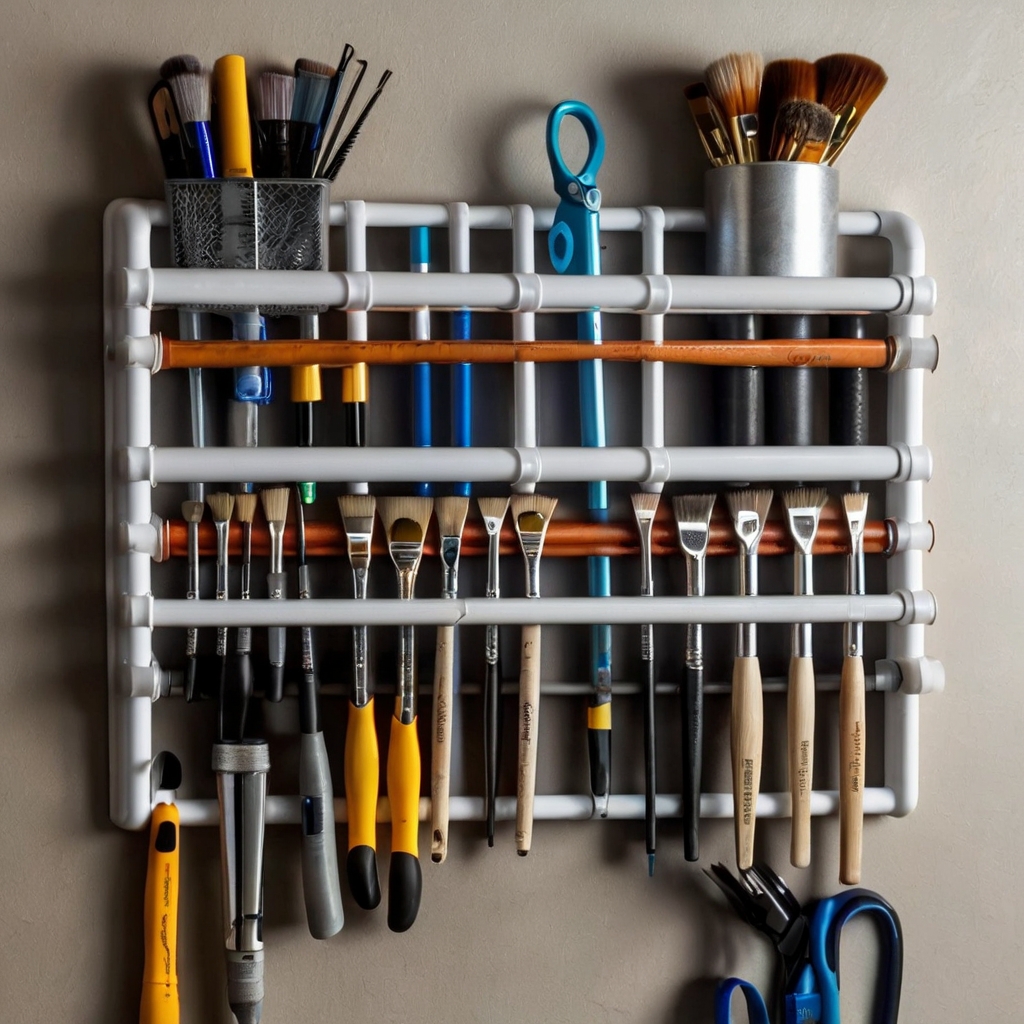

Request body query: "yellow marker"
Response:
[212, 55, 253, 178]
[140, 803, 179, 1024]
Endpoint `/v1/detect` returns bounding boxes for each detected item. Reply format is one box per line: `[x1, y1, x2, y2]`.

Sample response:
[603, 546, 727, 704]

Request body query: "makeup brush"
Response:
[782, 487, 827, 868]
[182, 500, 204, 703]
[478, 496, 510, 846]
[338, 494, 381, 910]
[769, 99, 836, 163]
[212, 55, 253, 178]
[757, 58, 816, 158]
[511, 494, 558, 856]
[673, 493, 716, 862]
[683, 82, 734, 166]
[254, 71, 294, 178]
[704, 51, 764, 164]
[322, 70, 393, 180]
[161, 55, 216, 178]
[260, 487, 290, 703]
[314, 59, 367, 179]
[840, 491, 869, 884]
[816, 54, 888, 165]
[431, 496, 469, 864]
[290, 59, 334, 177]
[726, 488, 773, 870]
[207, 492, 235, 667]
[630, 492, 660, 876]
[148, 80, 190, 179]
[377, 496, 434, 932]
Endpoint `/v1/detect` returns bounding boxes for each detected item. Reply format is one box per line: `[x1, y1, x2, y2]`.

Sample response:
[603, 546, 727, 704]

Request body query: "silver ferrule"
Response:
[240, 524, 251, 601]
[636, 519, 655, 598]
[485, 623, 499, 665]
[523, 551, 542, 599]
[684, 553, 706, 670]
[187, 521, 200, 599]
[440, 536, 462, 598]
[298, 564, 311, 602]
[344, 522, 373, 576]
[484, 521, 502, 600]
[351, 565, 369, 602]
[228, 398, 258, 450]
[737, 622, 757, 658]
[792, 550, 814, 657]
[685, 622, 703, 671]
[215, 522, 230, 602]
[844, 620, 864, 658]
[351, 564, 370, 708]
[641, 622, 654, 662]
[268, 522, 284, 574]
[390, 544, 423, 601]
[737, 551, 758, 657]
[398, 622, 416, 723]
[845, 542, 866, 657]
[214, 742, 269, 956]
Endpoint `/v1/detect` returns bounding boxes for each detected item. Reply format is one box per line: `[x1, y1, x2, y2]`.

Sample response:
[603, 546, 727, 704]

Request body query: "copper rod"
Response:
[162, 513, 890, 560]
[159, 336, 893, 371]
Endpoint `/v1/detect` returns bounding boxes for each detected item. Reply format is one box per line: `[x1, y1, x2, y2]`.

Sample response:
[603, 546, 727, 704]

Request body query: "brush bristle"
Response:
[294, 58, 336, 78]
[758, 58, 817, 154]
[291, 60, 333, 124]
[782, 487, 828, 513]
[377, 496, 433, 538]
[770, 99, 835, 159]
[842, 491, 869, 515]
[338, 493, 376, 522]
[510, 494, 558, 534]
[168, 70, 211, 124]
[705, 51, 764, 118]
[181, 500, 205, 524]
[234, 493, 258, 524]
[726, 488, 774, 523]
[435, 496, 470, 539]
[630, 492, 662, 515]
[673, 493, 716, 524]
[206, 491, 235, 523]
[260, 487, 290, 524]
[816, 53, 888, 115]
[160, 54, 203, 80]
[476, 496, 510, 522]
[256, 71, 295, 121]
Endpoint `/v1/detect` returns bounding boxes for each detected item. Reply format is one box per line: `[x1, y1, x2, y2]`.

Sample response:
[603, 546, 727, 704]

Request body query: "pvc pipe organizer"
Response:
[105, 197, 942, 831]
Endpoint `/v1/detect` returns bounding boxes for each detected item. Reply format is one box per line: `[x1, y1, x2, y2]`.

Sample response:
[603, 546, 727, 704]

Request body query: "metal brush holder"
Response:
[165, 178, 331, 315]
[705, 162, 839, 448]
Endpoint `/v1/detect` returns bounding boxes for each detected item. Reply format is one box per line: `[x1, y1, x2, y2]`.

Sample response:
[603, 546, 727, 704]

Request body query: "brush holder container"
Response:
[165, 178, 331, 315]
[705, 162, 839, 448]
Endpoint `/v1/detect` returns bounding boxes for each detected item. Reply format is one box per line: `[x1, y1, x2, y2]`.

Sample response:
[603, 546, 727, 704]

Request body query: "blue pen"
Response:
[546, 100, 612, 817]
[410, 227, 432, 497]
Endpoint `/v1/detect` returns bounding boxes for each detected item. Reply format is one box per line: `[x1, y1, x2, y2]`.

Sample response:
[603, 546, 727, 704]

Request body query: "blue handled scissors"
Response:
[546, 100, 613, 816]
[708, 862, 903, 1024]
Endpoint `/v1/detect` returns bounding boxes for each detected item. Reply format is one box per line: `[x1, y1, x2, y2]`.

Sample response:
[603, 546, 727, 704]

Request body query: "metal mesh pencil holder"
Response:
[165, 178, 330, 315]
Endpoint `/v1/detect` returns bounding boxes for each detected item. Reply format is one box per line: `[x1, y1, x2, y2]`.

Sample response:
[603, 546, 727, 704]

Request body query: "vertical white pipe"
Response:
[640, 207, 665, 492]
[512, 204, 537, 493]
[345, 200, 370, 495]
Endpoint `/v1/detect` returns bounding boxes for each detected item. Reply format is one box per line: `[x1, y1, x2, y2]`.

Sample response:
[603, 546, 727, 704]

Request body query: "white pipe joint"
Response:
[889, 274, 937, 316]
[121, 445, 156, 485]
[513, 446, 543, 488]
[888, 335, 939, 372]
[895, 589, 938, 626]
[119, 267, 155, 308]
[642, 446, 671, 486]
[886, 518, 936, 555]
[514, 272, 543, 313]
[119, 661, 172, 701]
[642, 275, 672, 315]
[116, 333, 161, 371]
[119, 515, 164, 560]
[875, 656, 945, 695]
[891, 443, 933, 482]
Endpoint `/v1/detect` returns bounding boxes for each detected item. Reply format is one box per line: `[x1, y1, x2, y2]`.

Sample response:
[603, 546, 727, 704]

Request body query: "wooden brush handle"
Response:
[840, 654, 866, 884]
[515, 624, 542, 855]
[731, 656, 763, 870]
[787, 656, 816, 869]
[430, 625, 454, 864]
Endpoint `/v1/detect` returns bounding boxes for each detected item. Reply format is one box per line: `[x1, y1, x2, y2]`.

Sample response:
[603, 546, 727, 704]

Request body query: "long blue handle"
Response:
[411, 227, 432, 497]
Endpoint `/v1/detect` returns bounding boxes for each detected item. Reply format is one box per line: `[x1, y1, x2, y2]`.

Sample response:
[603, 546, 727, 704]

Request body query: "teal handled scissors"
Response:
[546, 100, 613, 818]
[708, 862, 903, 1024]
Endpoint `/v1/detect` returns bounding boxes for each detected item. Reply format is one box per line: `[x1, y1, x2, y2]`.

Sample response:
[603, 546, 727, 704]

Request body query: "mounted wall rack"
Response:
[104, 197, 942, 832]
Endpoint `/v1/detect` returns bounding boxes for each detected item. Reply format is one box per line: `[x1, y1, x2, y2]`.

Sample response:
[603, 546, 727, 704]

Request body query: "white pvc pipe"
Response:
[512, 204, 537, 490]
[131, 443, 919, 484]
[640, 207, 665, 493]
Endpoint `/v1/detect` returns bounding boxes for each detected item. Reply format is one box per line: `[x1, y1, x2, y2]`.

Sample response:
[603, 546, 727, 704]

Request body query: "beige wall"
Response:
[0, 0, 1018, 1020]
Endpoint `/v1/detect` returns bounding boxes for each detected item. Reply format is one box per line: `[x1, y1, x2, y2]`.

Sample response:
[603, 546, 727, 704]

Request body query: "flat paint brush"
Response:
[260, 487, 290, 702]
[840, 491, 869, 884]
[816, 53, 888, 165]
[377, 496, 433, 932]
[630, 491, 660, 876]
[726, 488, 773, 869]
[478, 496, 510, 846]
[161, 55, 216, 178]
[290, 58, 334, 177]
[683, 82, 734, 166]
[212, 55, 253, 178]
[338, 494, 381, 910]
[782, 487, 827, 868]
[254, 71, 294, 178]
[182, 500, 204, 703]
[294, 493, 344, 938]
[431, 496, 469, 863]
[511, 494, 558, 855]
[148, 80, 190, 179]
[769, 99, 836, 163]
[757, 59, 816, 158]
[705, 52, 763, 164]
[673, 493, 716, 862]
[206, 492, 235, 670]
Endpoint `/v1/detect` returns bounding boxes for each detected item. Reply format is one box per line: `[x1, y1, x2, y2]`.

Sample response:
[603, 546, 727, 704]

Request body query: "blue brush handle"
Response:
[411, 227, 432, 497]
[452, 308, 471, 498]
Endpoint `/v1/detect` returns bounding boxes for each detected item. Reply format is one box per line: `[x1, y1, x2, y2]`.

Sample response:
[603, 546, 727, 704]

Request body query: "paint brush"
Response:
[630, 492, 660, 876]
[338, 494, 381, 910]
[260, 487, 290, 703]
[477, 496, 510, 846]
[511, 494, 558, 855]
[293, 492, 344, 938]
[431, 496, 469, 864]
[840, 491, 869, 884]
[212, 55, 253, 178]
[161, 55, 216, 178]
[148, 80, 190, 179]
[290, 58, 334, 177]
[726, 488, 773, 869]
[673, 493, 716, 862]
[816, 53, 888, 165]
[206, 492, 235, 669]
[254, 71, 294, 178]
[377, 496, 433, 932]
[683, 81, 734, 166]
[769, 99, 836, 163]
[782, 487, 827, 868]
[757, 58, 816, 158]
[705, 51, 763, 164]
[182, 500, 204, 703]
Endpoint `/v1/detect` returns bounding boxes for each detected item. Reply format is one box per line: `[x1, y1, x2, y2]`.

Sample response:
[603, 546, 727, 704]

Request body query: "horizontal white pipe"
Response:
[127, 443, 927, 484]
[125, 267, 935, 317]
[134, 593, 932, 628]
[172, 787, 896, 826]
